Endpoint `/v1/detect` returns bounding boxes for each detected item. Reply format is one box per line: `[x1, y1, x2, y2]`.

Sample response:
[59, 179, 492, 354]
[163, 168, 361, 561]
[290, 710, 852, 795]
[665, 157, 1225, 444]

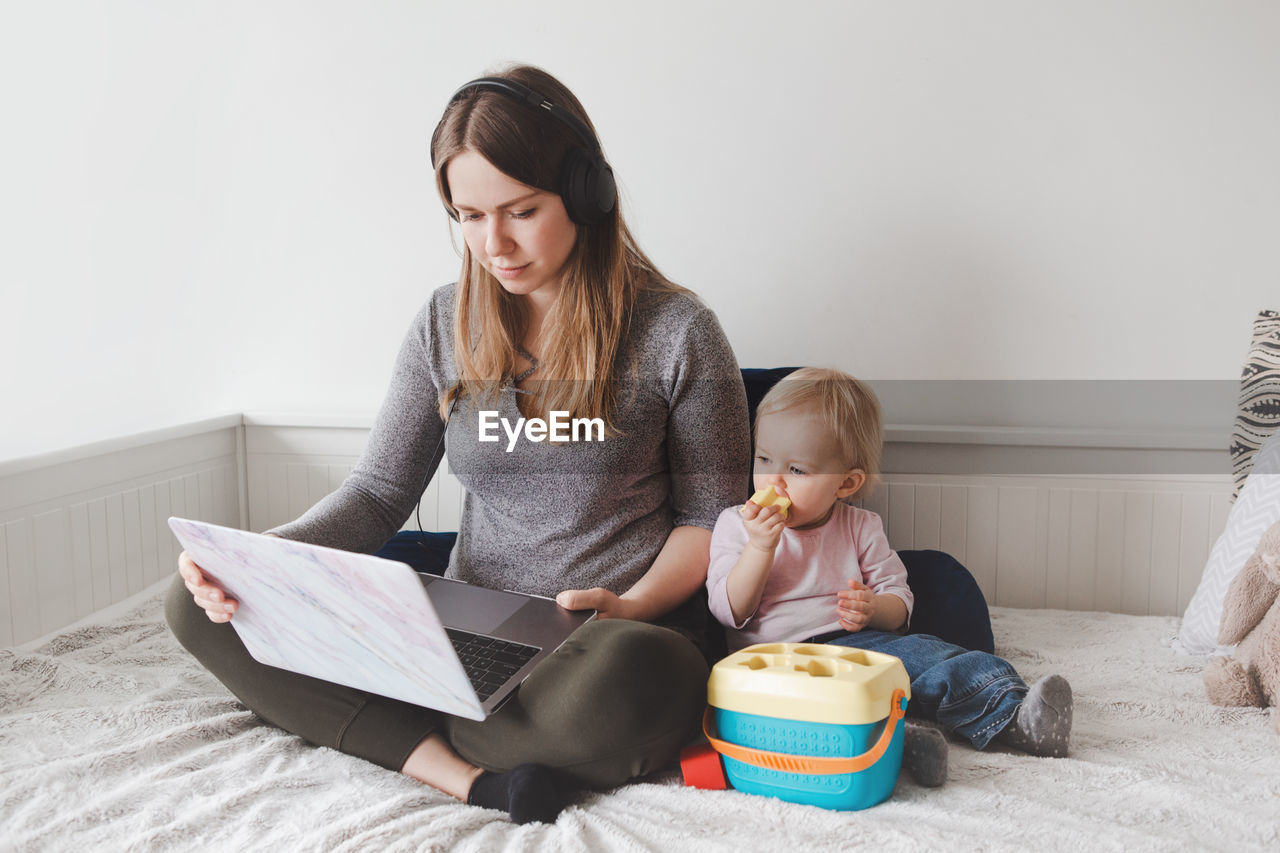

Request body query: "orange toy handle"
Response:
[702, 690, 908, 775]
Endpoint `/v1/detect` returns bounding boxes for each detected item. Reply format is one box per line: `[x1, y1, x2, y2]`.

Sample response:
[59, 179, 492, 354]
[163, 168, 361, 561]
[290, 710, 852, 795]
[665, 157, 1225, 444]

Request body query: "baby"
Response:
[707, 368, 1072, 783]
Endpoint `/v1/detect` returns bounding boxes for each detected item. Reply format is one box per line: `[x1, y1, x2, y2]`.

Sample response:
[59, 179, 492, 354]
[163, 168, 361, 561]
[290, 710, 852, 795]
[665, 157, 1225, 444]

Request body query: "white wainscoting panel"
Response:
[244, 419, 1232, 618]
[3, 416, 1237, 647]
[852, 474, 1232, 616]
[243, 421, 464, 536]
[0, 419, 242, 647]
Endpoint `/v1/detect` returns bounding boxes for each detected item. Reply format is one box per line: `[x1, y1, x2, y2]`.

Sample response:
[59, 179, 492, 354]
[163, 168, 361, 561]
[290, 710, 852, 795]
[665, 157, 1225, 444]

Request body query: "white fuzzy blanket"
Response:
[3, 584, 1278, 853]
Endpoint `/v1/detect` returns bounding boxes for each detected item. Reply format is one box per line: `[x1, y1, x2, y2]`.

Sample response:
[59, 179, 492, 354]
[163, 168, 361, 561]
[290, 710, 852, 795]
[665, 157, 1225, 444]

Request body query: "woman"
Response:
[167, 64, 750, 825]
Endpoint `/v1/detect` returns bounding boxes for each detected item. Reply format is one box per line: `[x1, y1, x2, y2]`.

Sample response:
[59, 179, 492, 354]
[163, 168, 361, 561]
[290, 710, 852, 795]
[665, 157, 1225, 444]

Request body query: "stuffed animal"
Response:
[1203, 517, 1280, 732]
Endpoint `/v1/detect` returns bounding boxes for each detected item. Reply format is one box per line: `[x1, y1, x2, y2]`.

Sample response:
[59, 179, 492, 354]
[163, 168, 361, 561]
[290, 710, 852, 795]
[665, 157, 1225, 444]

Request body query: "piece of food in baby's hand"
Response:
[742, 486, 791, 519]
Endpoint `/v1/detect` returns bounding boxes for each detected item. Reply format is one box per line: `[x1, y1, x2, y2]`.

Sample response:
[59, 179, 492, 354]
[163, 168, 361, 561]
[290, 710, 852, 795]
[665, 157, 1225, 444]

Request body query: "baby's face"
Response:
[752, 402, 859, 530]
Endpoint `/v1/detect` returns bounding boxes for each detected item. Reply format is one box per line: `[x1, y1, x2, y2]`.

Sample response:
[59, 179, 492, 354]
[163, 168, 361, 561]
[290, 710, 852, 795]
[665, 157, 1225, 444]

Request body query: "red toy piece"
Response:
[680, 741, 728, 789]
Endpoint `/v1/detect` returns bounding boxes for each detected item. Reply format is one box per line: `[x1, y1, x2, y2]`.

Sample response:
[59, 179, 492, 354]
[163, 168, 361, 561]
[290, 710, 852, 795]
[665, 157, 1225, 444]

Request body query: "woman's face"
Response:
[446, 150, 578, 311]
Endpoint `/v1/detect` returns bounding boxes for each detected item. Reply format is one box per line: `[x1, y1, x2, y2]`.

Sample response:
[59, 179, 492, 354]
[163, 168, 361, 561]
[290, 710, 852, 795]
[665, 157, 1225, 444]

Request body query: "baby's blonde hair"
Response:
[755, 367, 883, 490]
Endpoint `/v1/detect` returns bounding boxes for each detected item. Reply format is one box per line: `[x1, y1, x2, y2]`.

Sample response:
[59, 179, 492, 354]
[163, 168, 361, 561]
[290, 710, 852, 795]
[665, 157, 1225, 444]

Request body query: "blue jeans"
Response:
[817, 630, 1027, 749]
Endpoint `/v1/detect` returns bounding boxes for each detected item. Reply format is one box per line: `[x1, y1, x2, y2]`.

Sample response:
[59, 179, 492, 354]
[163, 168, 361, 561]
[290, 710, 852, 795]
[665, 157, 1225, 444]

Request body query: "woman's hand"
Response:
[178, 551, 238, 623]
[836, 577, 875, 632]
[559, 526, 711, 624]
[741, 499, 786, 554]
[555, 587, 641, 621]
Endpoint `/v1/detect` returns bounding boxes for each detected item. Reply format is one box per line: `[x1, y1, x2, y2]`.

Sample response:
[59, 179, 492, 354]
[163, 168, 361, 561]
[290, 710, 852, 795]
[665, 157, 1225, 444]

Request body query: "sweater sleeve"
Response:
[267, 293, 451, 553]
[853, 509, 915, 625]
[664, 305, 750, 530]
[706, 507, 753, 629]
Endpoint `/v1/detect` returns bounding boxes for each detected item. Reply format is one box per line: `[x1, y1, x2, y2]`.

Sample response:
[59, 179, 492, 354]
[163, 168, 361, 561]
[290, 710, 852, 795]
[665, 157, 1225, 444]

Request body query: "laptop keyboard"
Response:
[445, 628, 541, 701]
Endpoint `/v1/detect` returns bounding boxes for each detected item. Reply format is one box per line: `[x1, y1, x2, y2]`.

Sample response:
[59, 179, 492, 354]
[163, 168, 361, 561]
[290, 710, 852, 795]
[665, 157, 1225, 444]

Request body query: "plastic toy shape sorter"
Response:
[685, 643, 911, 811]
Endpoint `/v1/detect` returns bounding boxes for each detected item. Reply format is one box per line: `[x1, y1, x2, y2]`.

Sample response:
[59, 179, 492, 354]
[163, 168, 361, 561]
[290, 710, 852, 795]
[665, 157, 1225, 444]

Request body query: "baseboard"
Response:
[17, 575, 172, 652]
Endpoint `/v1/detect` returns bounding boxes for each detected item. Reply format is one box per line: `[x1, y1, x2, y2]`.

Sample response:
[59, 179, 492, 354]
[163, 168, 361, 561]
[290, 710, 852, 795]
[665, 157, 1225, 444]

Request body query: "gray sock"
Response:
[901, 721, 948, 787]
[999, 674, 1073, 758]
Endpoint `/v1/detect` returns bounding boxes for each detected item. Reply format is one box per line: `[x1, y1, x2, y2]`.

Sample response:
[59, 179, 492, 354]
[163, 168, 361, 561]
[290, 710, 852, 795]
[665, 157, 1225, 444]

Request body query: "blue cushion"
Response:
[739, 367, 801, 498]
[740, 366, 802, 433]
[375, 531, 456, 576]
[377, 368, 995, 655]
[898, 550, 994, 653]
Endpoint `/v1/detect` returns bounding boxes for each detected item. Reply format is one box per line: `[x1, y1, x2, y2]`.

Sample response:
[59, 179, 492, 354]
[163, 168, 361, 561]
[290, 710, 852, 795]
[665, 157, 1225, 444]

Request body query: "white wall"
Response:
[3, 1, 1277, 461]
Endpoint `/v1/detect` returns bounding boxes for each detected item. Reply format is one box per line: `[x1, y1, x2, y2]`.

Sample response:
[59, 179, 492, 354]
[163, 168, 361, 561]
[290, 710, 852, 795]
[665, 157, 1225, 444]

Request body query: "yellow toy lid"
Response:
[708, 642, 911, 726]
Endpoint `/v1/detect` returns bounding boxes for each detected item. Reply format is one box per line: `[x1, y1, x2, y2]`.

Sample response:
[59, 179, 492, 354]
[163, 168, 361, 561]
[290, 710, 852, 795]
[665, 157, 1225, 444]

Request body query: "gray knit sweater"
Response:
[270, 283, 750, 599]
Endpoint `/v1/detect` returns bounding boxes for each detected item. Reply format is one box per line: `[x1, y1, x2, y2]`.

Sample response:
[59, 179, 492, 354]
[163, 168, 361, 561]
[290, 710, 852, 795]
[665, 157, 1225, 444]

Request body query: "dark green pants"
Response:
[164, 573, 709, 788]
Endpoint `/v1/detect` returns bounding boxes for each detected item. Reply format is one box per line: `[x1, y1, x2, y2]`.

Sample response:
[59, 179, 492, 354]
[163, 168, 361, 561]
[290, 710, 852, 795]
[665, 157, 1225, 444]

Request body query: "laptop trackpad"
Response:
[421, 576, 529, 634]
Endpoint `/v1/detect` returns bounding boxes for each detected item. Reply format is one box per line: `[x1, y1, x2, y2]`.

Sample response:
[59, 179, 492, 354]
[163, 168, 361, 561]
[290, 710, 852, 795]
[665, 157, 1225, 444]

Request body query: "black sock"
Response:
[466, 763, 568, 825]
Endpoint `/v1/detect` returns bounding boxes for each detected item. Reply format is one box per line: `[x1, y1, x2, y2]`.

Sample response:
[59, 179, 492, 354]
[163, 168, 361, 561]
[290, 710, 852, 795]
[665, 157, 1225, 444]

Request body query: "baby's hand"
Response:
[741, 499, 786, 553]
[837, 578, 876, 632]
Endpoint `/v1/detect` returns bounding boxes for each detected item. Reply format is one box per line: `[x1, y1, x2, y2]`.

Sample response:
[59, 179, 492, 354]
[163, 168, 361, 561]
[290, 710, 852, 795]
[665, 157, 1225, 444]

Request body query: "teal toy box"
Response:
[685, 642, 910, 811]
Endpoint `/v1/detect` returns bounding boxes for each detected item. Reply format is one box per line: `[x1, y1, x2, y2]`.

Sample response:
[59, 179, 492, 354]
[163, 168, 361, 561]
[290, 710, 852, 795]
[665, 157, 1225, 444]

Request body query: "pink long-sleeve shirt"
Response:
[706, 502, 915, 652]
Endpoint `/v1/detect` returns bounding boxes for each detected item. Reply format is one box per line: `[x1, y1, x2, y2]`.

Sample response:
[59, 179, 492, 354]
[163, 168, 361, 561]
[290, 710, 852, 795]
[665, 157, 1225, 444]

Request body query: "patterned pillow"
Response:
[1230, 310, 1280, 498]
[1175, 430, 1280, 655]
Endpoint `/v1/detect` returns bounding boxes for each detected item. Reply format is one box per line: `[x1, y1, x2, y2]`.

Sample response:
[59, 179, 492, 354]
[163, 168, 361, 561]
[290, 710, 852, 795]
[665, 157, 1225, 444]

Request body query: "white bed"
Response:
[2, 581, 1277, 853]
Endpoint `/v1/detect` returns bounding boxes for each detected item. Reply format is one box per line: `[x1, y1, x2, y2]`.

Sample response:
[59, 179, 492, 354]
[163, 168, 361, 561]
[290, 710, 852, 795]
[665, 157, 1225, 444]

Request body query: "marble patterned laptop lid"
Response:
[168, 517, 485, 720]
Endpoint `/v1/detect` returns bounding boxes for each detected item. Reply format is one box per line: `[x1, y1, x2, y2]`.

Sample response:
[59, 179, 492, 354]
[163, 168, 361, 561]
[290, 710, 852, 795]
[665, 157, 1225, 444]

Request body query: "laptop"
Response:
[167, 517, 595, 721]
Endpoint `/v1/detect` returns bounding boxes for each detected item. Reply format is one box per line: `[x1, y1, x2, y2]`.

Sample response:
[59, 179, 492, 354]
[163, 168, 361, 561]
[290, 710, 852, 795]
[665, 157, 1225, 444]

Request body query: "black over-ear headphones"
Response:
[431, 77, 617, 226]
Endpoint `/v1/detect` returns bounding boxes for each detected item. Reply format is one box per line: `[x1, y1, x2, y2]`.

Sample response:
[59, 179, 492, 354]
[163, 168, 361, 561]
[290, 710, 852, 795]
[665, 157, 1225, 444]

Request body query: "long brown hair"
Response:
[431, 64, 683, 425]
